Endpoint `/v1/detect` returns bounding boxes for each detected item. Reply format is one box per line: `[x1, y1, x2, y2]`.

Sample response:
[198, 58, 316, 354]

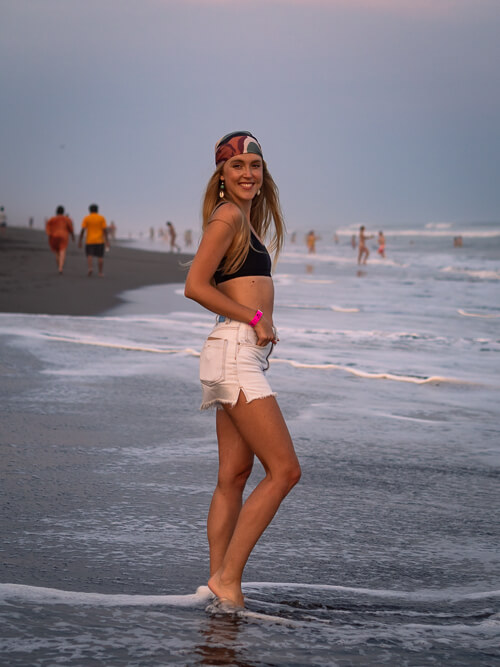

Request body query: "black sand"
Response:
[0, 227, 193, 316]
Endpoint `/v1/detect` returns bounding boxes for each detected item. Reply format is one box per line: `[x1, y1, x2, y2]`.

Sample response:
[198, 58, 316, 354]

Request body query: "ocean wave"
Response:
[280, 251, 403, 267]
[330, 305, 360, 313]
[277, 325, 449, 344]
[6, 322, 489, 361]
[280, 303, 360, 313]
[20, 333, 484, 385]
[334, 226, 500, 238]
[39, 333, 201, 357]
[441, 266, 500, 280]
[458, 309, 500, 318]
[269, 357, 468, 384]
[425, 222, 454, 230]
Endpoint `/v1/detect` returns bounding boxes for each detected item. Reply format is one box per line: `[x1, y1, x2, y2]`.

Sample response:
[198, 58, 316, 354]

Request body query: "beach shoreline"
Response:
[0, 227, 193, 316]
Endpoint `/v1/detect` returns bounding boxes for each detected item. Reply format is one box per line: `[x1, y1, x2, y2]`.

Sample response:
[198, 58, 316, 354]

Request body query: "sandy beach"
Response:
[0, 227, 193, 316]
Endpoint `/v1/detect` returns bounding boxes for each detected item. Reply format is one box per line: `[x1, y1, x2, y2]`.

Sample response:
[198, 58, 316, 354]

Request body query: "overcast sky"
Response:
[1, 0, 499, 236]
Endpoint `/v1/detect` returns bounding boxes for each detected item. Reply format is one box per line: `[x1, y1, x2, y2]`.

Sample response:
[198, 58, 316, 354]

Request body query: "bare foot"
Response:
[208, 572, 244, 608]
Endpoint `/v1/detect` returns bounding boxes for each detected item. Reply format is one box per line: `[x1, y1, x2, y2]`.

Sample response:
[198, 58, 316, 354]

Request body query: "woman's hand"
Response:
[254, 315, 278, 346]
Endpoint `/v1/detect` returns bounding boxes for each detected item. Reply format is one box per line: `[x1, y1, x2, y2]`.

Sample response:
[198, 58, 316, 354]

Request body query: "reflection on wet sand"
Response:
[196, 614, 253, 667]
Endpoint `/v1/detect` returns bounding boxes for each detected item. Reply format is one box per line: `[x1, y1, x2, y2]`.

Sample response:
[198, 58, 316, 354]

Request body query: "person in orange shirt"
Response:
[78, 203, 110, 277]
[45, 205, 75, 274]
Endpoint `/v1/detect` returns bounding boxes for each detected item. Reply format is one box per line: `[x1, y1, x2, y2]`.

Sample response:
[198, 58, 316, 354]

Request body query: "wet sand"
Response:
[0, 226, 201, 593]
[0, 227, 193, 316]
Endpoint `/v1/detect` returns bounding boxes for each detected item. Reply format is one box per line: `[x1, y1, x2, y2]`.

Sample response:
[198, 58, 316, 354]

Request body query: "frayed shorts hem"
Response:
[200, 390, 277, 411]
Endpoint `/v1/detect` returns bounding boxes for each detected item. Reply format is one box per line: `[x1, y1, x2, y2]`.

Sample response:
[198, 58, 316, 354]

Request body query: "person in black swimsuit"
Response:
[185, 131, 301, 608]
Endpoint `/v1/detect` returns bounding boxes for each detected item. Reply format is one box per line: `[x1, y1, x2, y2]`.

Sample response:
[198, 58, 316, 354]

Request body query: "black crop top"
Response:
[214, 230, 272, 285]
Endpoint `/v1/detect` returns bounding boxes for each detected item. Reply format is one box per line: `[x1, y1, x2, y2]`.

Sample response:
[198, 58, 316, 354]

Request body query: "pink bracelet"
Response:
[249, 309, 263, 327]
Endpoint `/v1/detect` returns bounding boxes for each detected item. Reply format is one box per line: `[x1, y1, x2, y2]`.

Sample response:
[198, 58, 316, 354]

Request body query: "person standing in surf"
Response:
[357, 225, 373, 265]
[185, 131, 301, 608]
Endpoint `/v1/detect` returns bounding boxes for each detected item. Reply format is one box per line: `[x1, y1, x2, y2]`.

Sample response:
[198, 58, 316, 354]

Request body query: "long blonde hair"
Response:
[201, 160, 286, 277]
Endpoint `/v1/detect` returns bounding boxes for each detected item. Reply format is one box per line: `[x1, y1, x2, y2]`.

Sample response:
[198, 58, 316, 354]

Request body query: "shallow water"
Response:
[2, 583, 499, 666]
[1, 221, 499, 665]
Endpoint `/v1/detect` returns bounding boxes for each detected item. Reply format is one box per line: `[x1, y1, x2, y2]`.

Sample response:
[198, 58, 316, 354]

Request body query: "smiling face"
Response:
[221, 153, 263, 207]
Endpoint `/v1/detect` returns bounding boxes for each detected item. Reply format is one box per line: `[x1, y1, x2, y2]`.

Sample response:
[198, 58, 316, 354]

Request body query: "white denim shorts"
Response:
[199, 317, 276, 410]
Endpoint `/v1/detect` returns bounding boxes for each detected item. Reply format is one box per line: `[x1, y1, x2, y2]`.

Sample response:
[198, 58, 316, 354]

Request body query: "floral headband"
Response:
[215, 131, 263, 166]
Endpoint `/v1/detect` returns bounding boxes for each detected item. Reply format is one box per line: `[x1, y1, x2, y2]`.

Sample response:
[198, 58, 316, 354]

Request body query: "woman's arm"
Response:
[184, 208, 275, 345]
[185, 216, 256, 323]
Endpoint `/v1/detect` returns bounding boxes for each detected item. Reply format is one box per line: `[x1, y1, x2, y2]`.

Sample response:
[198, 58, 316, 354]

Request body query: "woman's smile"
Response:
[223, 153, 263, 202]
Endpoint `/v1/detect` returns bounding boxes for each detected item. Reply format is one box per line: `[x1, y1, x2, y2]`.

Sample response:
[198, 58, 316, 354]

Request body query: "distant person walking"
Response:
[45, 205, 75, 274]
[0, 207, 6, 235]
[377, 231, 386, 258]
[108, 221, 117, 242]
[357, 225, 373, 265]
[184, 229, 193, 248]
[166, 221, 181, 252]
[78, 203, 109, 277]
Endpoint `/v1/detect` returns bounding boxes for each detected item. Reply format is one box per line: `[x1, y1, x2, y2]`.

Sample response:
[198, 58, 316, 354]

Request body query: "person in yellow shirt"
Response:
[78, 203, 110, 277]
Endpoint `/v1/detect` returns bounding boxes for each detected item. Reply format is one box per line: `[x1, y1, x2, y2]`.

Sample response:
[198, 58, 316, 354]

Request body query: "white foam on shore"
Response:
[40, 333, 201, 357]
[330, 305, 360, 313]
[458, 309, 500, 318]
[269, 358, 468, 385]
[0, 583, 213, 607]
[35, 332, 474, 385]
[280, 251, 403, 267]
[0, 320, 478, 385]
[281, 303, 360, 312]
[244, 582, 500, 603]
[2, 582, 498, 607]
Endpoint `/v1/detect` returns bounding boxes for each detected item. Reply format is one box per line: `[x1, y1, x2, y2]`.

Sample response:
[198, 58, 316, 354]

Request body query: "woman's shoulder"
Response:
[209, 201, 241, 228]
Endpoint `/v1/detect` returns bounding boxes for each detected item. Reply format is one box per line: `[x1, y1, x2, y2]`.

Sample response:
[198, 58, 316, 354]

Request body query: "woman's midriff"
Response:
[217, 275, 274, 320]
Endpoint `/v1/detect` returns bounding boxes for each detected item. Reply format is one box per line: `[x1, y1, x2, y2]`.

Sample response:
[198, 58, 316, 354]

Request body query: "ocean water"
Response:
[1, 221, 499, 666]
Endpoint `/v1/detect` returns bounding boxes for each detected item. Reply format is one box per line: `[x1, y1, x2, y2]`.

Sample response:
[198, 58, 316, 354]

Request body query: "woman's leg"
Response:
[208, 393, 301, 606]
[207, 408, 254, 576]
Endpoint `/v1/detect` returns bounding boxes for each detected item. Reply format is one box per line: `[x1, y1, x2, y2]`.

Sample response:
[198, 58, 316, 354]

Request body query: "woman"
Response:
[185, 131, 301, 608]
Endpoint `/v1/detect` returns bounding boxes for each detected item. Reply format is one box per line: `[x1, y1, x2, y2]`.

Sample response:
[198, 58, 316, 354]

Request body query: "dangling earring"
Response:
[257, 189, 261, 196]
[219, 179, 225, 198]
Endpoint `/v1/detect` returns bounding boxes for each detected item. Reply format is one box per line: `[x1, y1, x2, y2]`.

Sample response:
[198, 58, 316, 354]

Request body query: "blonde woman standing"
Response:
[185, 131, 301, 608]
